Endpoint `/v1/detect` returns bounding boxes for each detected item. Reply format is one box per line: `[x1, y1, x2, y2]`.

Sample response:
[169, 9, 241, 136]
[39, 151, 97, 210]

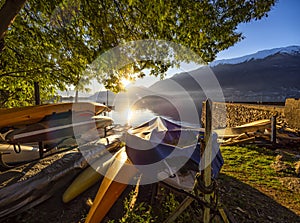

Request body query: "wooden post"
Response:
[203, 98, 213, 223]
[34, 82, 40, 105]
[38, 141, 44, 158]
[271, 115, 277, 145]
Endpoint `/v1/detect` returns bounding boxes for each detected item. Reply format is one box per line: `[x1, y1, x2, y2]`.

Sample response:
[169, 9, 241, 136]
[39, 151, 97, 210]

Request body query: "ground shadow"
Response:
[217, 173, 300, 223]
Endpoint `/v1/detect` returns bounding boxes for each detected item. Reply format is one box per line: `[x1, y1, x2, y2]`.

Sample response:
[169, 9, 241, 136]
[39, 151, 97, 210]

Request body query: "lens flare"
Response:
[121, 77, 131, 88]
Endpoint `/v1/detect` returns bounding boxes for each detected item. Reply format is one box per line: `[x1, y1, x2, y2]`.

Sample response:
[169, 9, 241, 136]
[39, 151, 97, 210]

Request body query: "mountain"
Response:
[150, 46, 300, 102]
[209, 45, 300, 67]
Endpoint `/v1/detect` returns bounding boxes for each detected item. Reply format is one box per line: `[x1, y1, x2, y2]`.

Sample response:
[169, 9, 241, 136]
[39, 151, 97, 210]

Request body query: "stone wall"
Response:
[201, 101, 286, 129]
[285, 98, 300, 129]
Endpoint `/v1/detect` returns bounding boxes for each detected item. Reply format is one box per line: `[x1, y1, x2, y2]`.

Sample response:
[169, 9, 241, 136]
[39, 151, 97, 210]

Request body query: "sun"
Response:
[120, 77, 131, 88]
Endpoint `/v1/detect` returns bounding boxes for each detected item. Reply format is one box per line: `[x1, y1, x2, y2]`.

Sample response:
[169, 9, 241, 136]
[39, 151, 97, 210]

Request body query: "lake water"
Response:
[108, 107, 202, 128]
[109, 108, 158, 126]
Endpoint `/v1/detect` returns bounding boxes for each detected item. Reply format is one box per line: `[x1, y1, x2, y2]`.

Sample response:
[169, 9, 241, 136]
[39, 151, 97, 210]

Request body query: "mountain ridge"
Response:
[150, 46, 300, 102]
[210, 45, 300, 67]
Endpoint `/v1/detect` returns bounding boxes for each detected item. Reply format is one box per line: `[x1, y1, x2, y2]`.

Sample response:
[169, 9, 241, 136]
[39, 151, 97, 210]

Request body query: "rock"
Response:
[275, 154, 283, 162]
[270, 156, 293, 173]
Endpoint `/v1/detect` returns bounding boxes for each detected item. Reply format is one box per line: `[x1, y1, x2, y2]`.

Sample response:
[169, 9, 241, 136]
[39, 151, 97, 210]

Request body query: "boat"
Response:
[5, 112, 113, 145]
[0, 143, 40, 166]
[125, 116, 223, 181]
[214, 119, 271, 138]
[85, 147, 138, 223]
[62, 152, 114, 203]
[0, 102, 110, 129]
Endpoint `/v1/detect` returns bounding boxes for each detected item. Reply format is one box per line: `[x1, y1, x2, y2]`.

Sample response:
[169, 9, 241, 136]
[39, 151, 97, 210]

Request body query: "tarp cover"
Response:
[126, 116, 223, 178]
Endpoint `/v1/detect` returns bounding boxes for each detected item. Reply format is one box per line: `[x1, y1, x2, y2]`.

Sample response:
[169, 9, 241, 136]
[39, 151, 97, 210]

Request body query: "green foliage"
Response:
[119, 191, 156, 223]
[0, 0, 277, 107]
[113, 188, 199, 223]
[157, 187, 200, 222]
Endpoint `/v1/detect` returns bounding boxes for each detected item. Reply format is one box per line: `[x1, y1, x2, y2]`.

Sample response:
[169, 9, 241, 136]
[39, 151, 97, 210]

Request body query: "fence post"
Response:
[271, 115, 277, 145]
[203, 98, 213, 223]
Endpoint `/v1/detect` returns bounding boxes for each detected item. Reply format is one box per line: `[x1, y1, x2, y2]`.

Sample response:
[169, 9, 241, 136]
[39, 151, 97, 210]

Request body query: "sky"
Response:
[216, 0, 300, 60]
[83, 0, 300, 94]
[127, 0, 300, 88]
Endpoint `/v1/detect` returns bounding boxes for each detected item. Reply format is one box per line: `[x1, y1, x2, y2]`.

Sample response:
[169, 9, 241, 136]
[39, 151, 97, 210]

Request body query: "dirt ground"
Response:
[1, 143, 300, 223]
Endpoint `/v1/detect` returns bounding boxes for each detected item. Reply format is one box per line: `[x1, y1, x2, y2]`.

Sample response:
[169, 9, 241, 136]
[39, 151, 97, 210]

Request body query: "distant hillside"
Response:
[150, 46, 300, 102]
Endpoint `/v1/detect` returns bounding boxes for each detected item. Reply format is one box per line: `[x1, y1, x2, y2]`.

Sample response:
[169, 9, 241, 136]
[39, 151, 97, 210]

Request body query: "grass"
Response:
[219, 145, 300, 219]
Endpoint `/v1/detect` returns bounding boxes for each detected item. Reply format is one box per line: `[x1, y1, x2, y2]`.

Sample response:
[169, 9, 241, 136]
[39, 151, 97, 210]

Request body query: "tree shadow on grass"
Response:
[217, 173, 300, 223]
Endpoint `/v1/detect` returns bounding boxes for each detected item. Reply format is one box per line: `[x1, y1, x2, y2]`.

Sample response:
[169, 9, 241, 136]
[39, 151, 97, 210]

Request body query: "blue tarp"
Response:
[126, 116, 224, 179]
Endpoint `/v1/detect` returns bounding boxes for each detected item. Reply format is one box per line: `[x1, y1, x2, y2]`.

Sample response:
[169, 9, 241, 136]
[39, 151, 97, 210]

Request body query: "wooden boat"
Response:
[5, 113, 113, 144]
[0, 102, 110, 129]
[85, 148, 138, 223]
[215, 119, 271, 138]
[125, 116, 223, 179]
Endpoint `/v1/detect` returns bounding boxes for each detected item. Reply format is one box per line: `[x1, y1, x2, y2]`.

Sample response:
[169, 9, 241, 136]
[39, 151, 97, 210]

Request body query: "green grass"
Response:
[220, 145, 300, 205]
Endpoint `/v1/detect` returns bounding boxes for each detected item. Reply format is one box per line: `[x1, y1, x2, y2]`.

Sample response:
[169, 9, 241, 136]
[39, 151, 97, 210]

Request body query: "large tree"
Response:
[0, 0, 276, 107]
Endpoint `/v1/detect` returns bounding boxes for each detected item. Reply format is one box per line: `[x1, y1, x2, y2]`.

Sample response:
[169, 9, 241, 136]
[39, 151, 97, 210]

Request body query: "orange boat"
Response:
[0, 102, 110, 129]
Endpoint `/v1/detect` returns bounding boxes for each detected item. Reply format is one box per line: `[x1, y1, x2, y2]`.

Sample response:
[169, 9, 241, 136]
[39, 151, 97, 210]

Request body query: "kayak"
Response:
[0, 102, 110, 129]
[6, 113, 113, 144]
[63, 152, 114, 203]
[85, 148, 138, 223]
[0, 143, 40, 164]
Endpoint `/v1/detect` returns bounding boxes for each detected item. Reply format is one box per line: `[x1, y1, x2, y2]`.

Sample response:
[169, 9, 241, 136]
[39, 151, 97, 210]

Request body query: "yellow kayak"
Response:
[85, 148, 138, 223]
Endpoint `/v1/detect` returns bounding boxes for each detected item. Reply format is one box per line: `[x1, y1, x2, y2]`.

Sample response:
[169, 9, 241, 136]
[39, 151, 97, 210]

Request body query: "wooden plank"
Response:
[163, 197, 194, 223]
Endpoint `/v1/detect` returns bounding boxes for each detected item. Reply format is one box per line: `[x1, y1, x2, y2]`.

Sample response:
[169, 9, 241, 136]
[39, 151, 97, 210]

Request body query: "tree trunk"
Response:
[0, 0, 27, 47]
[75, 90, 78, 102]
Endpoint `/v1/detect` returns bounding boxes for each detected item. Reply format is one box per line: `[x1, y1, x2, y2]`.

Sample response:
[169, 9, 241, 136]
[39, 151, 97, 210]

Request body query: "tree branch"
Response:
[0, 0, 27, 41]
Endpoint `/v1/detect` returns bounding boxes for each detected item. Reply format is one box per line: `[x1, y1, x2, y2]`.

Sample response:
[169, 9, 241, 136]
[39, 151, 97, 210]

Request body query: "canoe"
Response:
[62, 152, 114, 203]
[0, 102, 110, 129]
[85, 148, 138, 223]
[125, 116, 223, 180]
[0, 143, 40, 164]
[6, 113, 113, 144]
[215, 119, 271, 138]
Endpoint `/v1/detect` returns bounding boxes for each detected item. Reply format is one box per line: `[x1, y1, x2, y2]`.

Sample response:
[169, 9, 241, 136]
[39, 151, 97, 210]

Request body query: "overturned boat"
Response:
[125, 116, 223, 184]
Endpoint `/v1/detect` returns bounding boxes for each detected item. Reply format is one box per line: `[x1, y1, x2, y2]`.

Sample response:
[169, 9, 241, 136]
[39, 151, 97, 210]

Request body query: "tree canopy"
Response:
[0, 0, 276, 107]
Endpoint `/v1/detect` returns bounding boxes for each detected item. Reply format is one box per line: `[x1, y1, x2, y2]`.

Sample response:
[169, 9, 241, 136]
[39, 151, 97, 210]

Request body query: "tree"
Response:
[0, 0, 277, 107]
